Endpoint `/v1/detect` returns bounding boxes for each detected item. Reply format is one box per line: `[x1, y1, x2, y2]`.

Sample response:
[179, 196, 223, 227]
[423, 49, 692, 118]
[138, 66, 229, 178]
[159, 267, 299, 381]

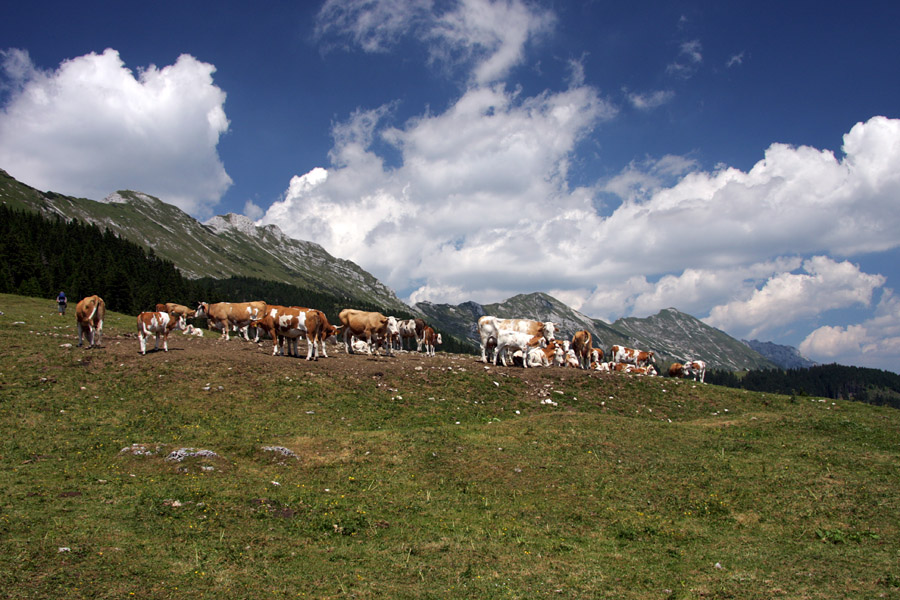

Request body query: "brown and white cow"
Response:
[422, 326, 442, 357]
[668, 363, 685, 378]
[683, 360, 707, 383]
[251, 307, 322, 360]
[397, 318, 427, 351]
[315, 312, 340, 357]
[75, 295, 106, 348]
[477, 316, 557, 363]
[196, 301, 267, 341]
[137, 311, 186, 354]
[526, 339, 564, 367]
[570, 330, 592, 370]
[339, 309, 400, 356]
[611, 345, 656, 367]
[155, 303, 197, 319]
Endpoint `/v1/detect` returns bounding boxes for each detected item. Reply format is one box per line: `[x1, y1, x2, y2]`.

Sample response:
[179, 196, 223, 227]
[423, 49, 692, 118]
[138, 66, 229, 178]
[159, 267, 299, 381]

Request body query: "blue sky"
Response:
[2, 1, 900, 371]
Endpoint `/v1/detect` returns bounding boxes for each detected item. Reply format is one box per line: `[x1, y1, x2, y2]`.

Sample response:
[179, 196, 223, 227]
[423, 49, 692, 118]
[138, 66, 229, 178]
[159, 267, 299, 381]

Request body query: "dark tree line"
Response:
[706, 364, 900, 409]
[0, 205, 472, 353]
[0, 205, 211, 314]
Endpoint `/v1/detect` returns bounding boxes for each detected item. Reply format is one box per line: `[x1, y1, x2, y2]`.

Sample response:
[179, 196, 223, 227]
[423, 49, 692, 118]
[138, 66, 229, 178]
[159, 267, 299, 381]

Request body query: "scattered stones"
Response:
[120, 443, 161, 456]
[166, 448, 219, 462]
[261, 446, 297, 459]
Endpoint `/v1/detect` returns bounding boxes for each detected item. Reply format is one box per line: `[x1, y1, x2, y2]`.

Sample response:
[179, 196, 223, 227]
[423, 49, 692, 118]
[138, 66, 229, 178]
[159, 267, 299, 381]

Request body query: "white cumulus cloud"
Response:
[0, 48, 231, 217]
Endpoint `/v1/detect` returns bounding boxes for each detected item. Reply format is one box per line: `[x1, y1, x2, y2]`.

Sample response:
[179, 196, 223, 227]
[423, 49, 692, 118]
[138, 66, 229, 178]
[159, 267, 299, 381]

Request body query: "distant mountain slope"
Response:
[415, 294, 776, 371]
[0, 169, 407, 311]
[743, 339, 817, 369]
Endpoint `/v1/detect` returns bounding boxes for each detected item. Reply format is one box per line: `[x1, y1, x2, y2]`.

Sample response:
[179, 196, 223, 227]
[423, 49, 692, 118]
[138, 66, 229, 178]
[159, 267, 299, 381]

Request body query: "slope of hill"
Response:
[0, 169, 407, 311]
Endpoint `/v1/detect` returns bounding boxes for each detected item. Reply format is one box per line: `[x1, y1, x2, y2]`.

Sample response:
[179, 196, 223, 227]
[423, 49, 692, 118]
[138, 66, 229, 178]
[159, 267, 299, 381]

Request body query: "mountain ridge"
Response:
[0, 167, 791, 371]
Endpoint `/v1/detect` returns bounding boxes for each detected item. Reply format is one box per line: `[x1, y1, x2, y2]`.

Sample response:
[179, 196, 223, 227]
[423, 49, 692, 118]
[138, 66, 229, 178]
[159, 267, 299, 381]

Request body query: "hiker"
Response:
[56, 291, 67, 316]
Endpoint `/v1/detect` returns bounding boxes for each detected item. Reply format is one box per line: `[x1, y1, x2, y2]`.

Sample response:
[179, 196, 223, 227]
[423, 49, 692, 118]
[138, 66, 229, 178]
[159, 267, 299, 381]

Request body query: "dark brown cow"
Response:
[155, 303, 197, 319]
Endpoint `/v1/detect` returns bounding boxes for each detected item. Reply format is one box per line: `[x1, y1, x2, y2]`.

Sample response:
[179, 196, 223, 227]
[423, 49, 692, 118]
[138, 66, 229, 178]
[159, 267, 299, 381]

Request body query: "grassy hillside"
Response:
[1, 293, 898, 599]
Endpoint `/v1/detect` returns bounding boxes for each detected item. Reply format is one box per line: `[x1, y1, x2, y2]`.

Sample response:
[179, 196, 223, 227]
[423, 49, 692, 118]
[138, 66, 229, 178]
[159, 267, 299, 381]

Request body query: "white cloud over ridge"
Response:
[286, 1, 900, 370]
[0, 48, 231, 216]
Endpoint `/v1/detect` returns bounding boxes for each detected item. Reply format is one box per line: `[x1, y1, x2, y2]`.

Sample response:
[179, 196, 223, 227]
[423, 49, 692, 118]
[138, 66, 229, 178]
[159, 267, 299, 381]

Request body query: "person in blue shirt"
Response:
[56, 291, 67, 316]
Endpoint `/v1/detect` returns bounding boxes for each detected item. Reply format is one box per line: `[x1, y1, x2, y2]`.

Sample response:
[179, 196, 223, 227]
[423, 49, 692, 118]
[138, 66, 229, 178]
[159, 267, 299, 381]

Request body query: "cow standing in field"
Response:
[611, 345, 656, 368]
[196, 301, 267, 341]
[75, 295, 106, 348]
[477, 316, 556, 363]
[137, 311, 186, 355]
[570, 330, 592, 370]
[494, 330, 547, 368]
[422, 326, 442, 356]
[339, 309, 400, 356]
[668, 363, 685, 378]
[155, 303, 196, 320]
[683, 360, 707, 383]
[397, 318, 427, 351]
[251, 307, 323, 360]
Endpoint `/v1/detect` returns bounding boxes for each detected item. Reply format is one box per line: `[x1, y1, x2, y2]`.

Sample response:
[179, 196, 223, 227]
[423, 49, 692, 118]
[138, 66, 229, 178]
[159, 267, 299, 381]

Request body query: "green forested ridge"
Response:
[0, 205, 470, 351]
[706, 364, 900, 409]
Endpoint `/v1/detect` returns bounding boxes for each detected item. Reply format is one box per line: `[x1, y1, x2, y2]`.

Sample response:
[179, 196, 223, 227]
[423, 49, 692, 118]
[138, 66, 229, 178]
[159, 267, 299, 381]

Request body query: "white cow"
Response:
[494, 330, 546, 368]
[477, 316, 556, 363]
[683, 360, 707, 382]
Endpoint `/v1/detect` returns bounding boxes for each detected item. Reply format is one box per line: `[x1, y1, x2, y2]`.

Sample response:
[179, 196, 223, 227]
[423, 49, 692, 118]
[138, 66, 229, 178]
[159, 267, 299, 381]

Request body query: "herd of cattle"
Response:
[68, 295, 706, 381]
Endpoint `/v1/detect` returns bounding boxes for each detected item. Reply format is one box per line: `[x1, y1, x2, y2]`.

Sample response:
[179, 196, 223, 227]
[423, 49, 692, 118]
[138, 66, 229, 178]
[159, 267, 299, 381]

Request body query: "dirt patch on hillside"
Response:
[77, 328, 622, 404]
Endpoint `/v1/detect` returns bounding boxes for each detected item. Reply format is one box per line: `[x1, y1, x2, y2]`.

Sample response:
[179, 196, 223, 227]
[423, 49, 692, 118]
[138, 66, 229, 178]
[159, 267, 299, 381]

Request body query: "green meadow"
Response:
[1, 293, 898, 599]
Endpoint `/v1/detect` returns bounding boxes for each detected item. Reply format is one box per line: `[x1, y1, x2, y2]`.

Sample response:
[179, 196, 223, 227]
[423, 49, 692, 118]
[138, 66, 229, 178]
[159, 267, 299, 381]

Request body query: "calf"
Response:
[75, 295, 106, 348]
[526, 339, 564, 367]
[494, 330, 546, 368]
[137, 311, 186, 354]
[422, 326, 442, 356]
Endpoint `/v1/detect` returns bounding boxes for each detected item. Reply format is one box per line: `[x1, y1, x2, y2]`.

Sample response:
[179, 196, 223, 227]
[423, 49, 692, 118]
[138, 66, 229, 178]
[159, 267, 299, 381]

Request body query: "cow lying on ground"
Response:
[526, 339, 564, 367]
[611, 345, 655, 367]
[477, 316, 556, 363]
[137, 311, 186, 355]
[76, 295, 106, 348]
[339, 309, 400, 356]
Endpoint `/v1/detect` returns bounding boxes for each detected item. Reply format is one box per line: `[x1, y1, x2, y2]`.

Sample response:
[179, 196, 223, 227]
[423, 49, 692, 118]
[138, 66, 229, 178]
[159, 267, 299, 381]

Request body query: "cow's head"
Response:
[542, 321, 557, 340]
[195, 302, 208, 319]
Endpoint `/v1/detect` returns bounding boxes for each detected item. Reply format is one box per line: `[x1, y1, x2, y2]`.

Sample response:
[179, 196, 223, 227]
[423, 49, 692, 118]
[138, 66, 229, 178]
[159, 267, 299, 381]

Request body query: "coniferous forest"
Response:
[706, 365, 900, 409]
[0, 205, 470, 353]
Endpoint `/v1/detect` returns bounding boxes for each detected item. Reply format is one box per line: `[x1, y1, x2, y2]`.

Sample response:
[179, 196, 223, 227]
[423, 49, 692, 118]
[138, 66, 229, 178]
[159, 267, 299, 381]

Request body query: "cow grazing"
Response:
[683, 360, 707, 383]
[75, 295, 106, 348]
[422, 326, 442, 356]
[196, 301, 267, 341]
[570, 330, 593, 370]
[494, 330, 546, 368]
[155, 303, 196, 319]
[339, 309, 400, 356]
[668, 363, 685, 378]
[137, 311, 186, 355]
[252, 307, 322, 360]
[611, 345, 656, 367]
[477, 316, 557, 363]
